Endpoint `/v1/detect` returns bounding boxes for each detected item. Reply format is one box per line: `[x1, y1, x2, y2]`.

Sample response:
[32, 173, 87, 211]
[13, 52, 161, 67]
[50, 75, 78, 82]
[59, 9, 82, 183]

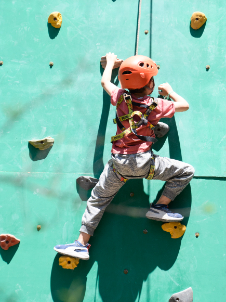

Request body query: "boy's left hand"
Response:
[158, 83, 173, 97]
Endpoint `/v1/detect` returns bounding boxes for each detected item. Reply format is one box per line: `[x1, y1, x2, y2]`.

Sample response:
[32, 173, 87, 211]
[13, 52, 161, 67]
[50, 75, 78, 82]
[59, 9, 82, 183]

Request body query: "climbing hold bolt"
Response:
[48, 12, 62, 29]
[0, 234, 20, 250]
[195, 232, 199, 238]
[0, 61, 3, 66]
[144, 30, 149, 34]
[59, 256, 79, 270]
[157, 65, 160, 70]
[49, 62, 54, 67]
[191, 12, 207, 30]
[100, 56, 123, 69]
[76, 176, 98, 190]
[124, 269, 128, 274]
[130, 192, 134, 197]
[162, 222, 186, 239]
[29, 136, 54, 150]
[143, 229, 148, 234]
[154, 122, 170, 138]
[37, 225, 41, 231]
[169, 287, 193, 302]
[206, 65, 210, 70]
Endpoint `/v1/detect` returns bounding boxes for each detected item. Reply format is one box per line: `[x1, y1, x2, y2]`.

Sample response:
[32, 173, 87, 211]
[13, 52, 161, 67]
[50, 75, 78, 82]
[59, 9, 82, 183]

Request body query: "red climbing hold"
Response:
[0, 234, 20, 250]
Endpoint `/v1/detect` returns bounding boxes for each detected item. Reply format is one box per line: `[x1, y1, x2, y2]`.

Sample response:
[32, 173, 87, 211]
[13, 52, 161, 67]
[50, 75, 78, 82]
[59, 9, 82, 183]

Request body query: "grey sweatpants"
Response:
[80, 150, 195, 236]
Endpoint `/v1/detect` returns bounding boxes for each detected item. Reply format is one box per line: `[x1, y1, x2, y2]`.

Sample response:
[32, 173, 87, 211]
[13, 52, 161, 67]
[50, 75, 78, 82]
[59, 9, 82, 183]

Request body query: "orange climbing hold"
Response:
[191, 12, 207, 30]
[161, 222, 186, 239]
[59, 256, 79, 270]
[48, 12, 62, 29]
[0, 234, 20, 250]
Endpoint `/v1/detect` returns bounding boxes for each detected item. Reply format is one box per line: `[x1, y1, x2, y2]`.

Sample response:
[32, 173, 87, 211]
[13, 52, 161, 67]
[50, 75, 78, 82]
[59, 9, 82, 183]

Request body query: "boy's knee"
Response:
[187, 164, 195, 177]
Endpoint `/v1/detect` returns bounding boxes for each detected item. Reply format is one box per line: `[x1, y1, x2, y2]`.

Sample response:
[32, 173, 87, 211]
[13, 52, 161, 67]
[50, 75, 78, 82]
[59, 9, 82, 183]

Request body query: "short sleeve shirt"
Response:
[111, 87, 175, 154]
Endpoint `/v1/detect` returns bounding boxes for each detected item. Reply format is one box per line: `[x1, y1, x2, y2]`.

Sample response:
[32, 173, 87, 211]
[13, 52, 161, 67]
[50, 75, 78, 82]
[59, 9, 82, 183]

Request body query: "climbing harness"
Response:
[111, 92, 157, 182]
[111, 92, 158, 144]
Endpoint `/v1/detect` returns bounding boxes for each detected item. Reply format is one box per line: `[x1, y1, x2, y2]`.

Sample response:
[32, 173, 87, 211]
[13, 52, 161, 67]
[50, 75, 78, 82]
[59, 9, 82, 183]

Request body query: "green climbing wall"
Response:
[0, 0, 225, 301]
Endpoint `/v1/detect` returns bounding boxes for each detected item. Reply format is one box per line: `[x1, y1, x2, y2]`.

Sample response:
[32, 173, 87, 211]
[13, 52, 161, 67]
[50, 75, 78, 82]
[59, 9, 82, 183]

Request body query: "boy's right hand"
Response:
[106, 52, 117, 63]
[100, 53, 123, 69]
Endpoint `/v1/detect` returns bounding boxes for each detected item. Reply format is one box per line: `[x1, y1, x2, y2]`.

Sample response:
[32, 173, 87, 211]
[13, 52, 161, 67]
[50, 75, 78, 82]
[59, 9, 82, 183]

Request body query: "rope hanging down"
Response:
[135, 0, 142, 55]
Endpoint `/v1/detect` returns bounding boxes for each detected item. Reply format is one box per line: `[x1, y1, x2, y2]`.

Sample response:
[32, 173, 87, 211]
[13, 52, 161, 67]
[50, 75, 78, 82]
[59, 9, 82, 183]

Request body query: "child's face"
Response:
[145, 77, 155, 95]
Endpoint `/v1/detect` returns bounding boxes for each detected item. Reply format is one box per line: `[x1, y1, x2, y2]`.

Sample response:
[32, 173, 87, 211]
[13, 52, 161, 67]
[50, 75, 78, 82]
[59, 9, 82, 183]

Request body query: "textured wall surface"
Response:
[0, 0, 225, 301]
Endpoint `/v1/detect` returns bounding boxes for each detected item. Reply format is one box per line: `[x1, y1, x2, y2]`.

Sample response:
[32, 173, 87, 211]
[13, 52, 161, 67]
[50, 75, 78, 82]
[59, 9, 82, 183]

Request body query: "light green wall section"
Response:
[149, 0, 226, 176]
[0, 0, 225, 301]
[1, 0, 226, 176]
[0, 176, 225, 301]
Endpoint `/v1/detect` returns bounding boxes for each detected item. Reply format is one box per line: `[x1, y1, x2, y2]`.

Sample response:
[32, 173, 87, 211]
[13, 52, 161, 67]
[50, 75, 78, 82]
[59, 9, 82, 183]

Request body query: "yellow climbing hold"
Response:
[59, 256, 79, 270]
[161, 222, 186, 239]
[48, 12, 62, 29]
[191, 12, 207, 30]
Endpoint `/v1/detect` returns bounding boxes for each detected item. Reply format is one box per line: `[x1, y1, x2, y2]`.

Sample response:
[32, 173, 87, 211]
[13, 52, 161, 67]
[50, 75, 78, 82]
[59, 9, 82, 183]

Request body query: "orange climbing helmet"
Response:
[118, 55, 158, 90]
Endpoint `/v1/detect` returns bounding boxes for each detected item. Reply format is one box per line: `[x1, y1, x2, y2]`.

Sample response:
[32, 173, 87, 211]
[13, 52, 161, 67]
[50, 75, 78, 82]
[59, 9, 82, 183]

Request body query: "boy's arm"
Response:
[101, 52, 122, 96]
[158, 83, 189, 112]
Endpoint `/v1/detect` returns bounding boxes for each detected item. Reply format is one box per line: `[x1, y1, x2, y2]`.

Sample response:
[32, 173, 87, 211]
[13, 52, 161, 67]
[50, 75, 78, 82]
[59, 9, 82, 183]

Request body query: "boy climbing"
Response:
[54, 53, 195, 260]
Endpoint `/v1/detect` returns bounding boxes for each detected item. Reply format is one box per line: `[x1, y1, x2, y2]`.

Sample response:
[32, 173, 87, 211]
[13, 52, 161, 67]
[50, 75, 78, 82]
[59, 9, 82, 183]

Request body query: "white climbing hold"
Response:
[76, 176, 98, 190]
[100, 56, 123, 69]
[154, 122, 170, 138]
[29, 136, 54, 150]
[169, 287, 193, 302]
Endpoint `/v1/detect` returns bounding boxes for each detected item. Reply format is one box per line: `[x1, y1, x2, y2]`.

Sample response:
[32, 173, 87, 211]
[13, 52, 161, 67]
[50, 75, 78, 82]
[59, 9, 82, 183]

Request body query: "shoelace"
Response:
[162, 206, 171, 212]
[154, 205, 172, 213]
[75, 242, 91, 250]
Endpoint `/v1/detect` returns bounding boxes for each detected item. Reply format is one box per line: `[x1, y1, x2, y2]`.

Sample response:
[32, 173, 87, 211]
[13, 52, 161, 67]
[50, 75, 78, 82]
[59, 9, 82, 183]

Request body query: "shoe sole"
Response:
[54, 247, 89, 260]
[146, 215, 183, 223]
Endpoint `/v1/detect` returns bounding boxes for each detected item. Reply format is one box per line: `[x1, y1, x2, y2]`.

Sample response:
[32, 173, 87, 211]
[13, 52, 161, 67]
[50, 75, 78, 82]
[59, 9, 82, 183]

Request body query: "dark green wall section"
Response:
[0, 0, 225, 301]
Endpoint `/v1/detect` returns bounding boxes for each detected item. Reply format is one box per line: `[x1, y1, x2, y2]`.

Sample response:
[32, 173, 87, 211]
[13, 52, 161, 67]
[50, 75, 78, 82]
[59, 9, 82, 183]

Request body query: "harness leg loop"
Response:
[112, 164, 128, 183]
[145, 156, 155, 180]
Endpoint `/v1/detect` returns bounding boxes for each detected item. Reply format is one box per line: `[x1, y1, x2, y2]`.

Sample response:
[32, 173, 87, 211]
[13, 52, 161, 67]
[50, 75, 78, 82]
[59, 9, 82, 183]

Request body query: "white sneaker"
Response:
[54, 240, 91, 260]
[146, 204, 184, 222]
